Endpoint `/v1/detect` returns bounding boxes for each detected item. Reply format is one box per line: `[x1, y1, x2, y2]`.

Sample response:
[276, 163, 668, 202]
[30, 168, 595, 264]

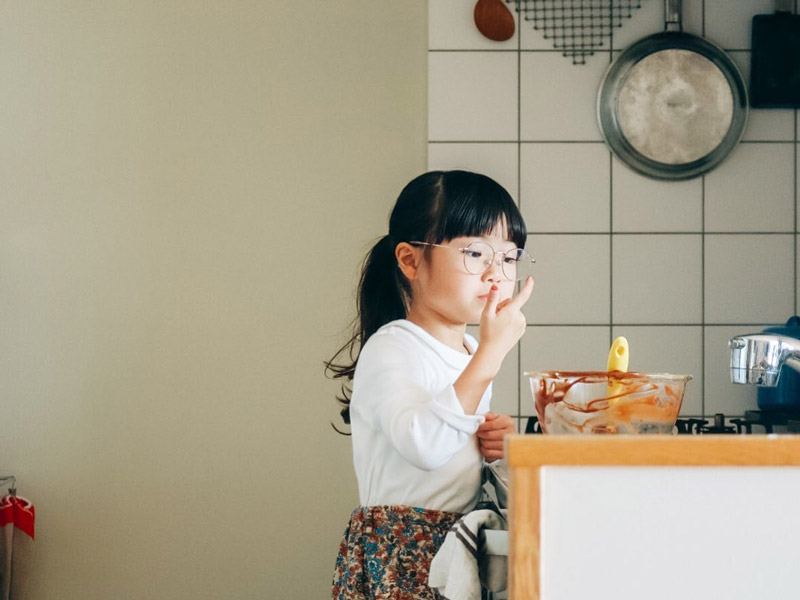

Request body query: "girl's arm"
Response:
[454, 276, 534, 415]
[355, 336, 486, 471]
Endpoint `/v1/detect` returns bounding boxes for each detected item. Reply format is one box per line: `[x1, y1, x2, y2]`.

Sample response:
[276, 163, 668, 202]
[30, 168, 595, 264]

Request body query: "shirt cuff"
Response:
[427, 384, 486, 434]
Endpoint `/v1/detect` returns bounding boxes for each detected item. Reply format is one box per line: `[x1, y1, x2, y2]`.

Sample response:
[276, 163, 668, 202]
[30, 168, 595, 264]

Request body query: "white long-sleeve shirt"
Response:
[350, 319, 491, 514]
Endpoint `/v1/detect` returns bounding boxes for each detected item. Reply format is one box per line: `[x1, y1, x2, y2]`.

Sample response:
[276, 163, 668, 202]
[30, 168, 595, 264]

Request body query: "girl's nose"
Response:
[483, 256, 505, 282]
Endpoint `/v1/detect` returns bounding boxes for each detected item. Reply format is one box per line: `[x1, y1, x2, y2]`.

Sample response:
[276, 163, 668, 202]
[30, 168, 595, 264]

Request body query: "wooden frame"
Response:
[505, 434, 800, 600]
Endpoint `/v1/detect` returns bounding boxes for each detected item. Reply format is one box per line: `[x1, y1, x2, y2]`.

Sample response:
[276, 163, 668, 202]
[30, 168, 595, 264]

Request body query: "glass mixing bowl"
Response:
[526, 371, 693, 434]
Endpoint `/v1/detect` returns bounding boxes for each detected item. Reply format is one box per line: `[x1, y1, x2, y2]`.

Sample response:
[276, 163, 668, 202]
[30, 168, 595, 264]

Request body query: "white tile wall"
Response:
[612, 156, 702, 232]
[704, 234, 795, 323]
[520, 143, 610, 232]
[522, 234, 610, 324]
[704, 0, 776, 50]
[429, 0, 799, 418]
[612, 234, 703, 324]
[429, 0, 519, 50]
[520, 52, 608, 141]
[705, 144, 795, 232]
[428, 52, 517, 141]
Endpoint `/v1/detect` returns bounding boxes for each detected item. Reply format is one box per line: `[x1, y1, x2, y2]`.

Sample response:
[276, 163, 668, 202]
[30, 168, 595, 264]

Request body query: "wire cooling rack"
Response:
[508, 0, 645, 64]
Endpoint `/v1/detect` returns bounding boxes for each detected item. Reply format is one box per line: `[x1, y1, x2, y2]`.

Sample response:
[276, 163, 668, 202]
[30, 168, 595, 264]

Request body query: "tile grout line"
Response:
[609, 18, 614, 348]
[701, 0, 706, 418]
[526, 231, 796, 235]
[524, 321, 784, 328]
[609, 150, 614, 348]
[701, 172, 706, 419]
[517, 11, 522, 422]
[429, 140, 796, 144]
[523, 323, 778, 327]
[702, 0, 706, 38]
[427, 48, 756, 53]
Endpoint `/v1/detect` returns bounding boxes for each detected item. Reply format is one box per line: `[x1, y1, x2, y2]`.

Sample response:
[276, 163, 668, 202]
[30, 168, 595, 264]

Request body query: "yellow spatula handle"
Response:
[607, 336, 629, 401]
[607, 336, 629, 372]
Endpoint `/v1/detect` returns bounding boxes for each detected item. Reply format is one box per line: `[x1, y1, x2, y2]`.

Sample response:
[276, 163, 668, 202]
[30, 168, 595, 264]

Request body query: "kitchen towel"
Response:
[0, 495, 35, 600]
[428, 508, 507, 600]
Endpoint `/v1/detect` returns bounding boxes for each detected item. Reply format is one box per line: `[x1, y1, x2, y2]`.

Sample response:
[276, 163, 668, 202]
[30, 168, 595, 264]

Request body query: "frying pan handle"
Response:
[665, 0, 682, 32]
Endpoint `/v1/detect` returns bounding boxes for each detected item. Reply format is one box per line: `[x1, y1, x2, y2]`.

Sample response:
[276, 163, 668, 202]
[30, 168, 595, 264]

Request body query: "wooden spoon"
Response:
[474, 0, 515, 42]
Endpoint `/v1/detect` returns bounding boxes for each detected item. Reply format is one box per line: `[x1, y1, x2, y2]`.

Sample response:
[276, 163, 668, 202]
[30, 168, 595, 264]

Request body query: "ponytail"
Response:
[359, 235, 408, 342]
[324, 235, 409, 433]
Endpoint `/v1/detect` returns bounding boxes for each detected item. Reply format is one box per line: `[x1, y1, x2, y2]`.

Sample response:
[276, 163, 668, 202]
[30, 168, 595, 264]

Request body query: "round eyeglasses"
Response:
[410, 240, 535, 282]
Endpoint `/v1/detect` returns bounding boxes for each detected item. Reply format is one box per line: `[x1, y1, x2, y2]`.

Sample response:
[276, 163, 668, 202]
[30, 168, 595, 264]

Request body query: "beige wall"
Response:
[0, 1, 427, 597]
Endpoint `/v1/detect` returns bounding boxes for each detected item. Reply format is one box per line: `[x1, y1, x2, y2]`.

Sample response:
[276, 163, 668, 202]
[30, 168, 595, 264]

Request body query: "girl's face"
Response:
[412, 225, 519, 327]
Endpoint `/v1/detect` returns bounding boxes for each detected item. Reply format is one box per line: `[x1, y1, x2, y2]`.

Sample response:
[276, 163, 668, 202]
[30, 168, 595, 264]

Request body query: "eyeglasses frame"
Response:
[408, 240, 535, 282]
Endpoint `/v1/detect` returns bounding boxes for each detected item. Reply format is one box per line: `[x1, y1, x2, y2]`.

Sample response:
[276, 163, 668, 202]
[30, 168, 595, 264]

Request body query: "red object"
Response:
[0, 496, 35, 539]
[474, 0, 515, 42]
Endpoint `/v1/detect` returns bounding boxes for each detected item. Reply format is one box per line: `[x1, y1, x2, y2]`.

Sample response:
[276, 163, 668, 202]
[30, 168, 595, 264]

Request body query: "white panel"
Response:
[520, 143, 610, 233]
[540, 466, 800, 600]
[522, 234, 610, 324]
[428, 52, 518, 141]
[612, 234, 702, 324]
[705, 144, 794, 232]
[611, 156, 702, 232]
[611, 325, 702, 415]
[704, 234, 795, 324]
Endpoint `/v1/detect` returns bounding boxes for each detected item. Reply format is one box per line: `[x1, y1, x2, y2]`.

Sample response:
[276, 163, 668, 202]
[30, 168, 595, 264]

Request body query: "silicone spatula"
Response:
[607, 336, 629, 401]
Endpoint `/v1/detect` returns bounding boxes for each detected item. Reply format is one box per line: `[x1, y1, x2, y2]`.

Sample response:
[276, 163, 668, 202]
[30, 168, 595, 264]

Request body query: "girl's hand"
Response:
[453, 276, 534, 416]
[477, 412, 515, 461]
[479, 276, 534, 361]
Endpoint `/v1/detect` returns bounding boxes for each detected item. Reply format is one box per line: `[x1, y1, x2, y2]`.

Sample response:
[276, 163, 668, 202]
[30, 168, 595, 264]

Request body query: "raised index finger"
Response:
[507, 276, 534, 310]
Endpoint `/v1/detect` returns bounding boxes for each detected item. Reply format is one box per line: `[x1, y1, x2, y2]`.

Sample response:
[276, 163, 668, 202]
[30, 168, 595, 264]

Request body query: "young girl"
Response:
[326, 170, 534, 599]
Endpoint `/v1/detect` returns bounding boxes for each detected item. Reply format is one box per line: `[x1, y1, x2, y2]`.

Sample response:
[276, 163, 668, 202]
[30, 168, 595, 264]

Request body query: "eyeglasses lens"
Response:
[462, 242, 535, 281]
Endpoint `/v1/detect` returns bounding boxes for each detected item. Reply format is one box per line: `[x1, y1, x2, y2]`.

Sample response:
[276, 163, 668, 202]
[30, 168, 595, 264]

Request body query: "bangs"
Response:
[430, 171, 527, 248]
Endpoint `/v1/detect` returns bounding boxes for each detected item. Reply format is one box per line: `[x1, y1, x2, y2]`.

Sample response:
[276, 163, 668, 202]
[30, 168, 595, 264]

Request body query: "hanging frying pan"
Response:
[597, 0, 748, 180]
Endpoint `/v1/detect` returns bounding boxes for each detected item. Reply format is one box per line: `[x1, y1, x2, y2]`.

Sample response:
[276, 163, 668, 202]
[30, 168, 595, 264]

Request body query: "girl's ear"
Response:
[395, 242, 421, 281]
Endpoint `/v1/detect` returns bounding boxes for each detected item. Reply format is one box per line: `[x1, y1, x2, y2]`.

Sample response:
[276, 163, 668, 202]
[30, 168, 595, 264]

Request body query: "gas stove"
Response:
[524, 411, 800, 435]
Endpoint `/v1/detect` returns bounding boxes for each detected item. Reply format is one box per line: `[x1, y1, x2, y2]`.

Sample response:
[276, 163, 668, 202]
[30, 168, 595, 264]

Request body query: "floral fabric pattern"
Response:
[332, 505, 461, 599]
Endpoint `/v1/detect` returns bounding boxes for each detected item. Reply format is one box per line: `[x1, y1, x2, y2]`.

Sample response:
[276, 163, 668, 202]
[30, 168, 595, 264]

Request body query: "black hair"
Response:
[324, 170, 527, 433]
